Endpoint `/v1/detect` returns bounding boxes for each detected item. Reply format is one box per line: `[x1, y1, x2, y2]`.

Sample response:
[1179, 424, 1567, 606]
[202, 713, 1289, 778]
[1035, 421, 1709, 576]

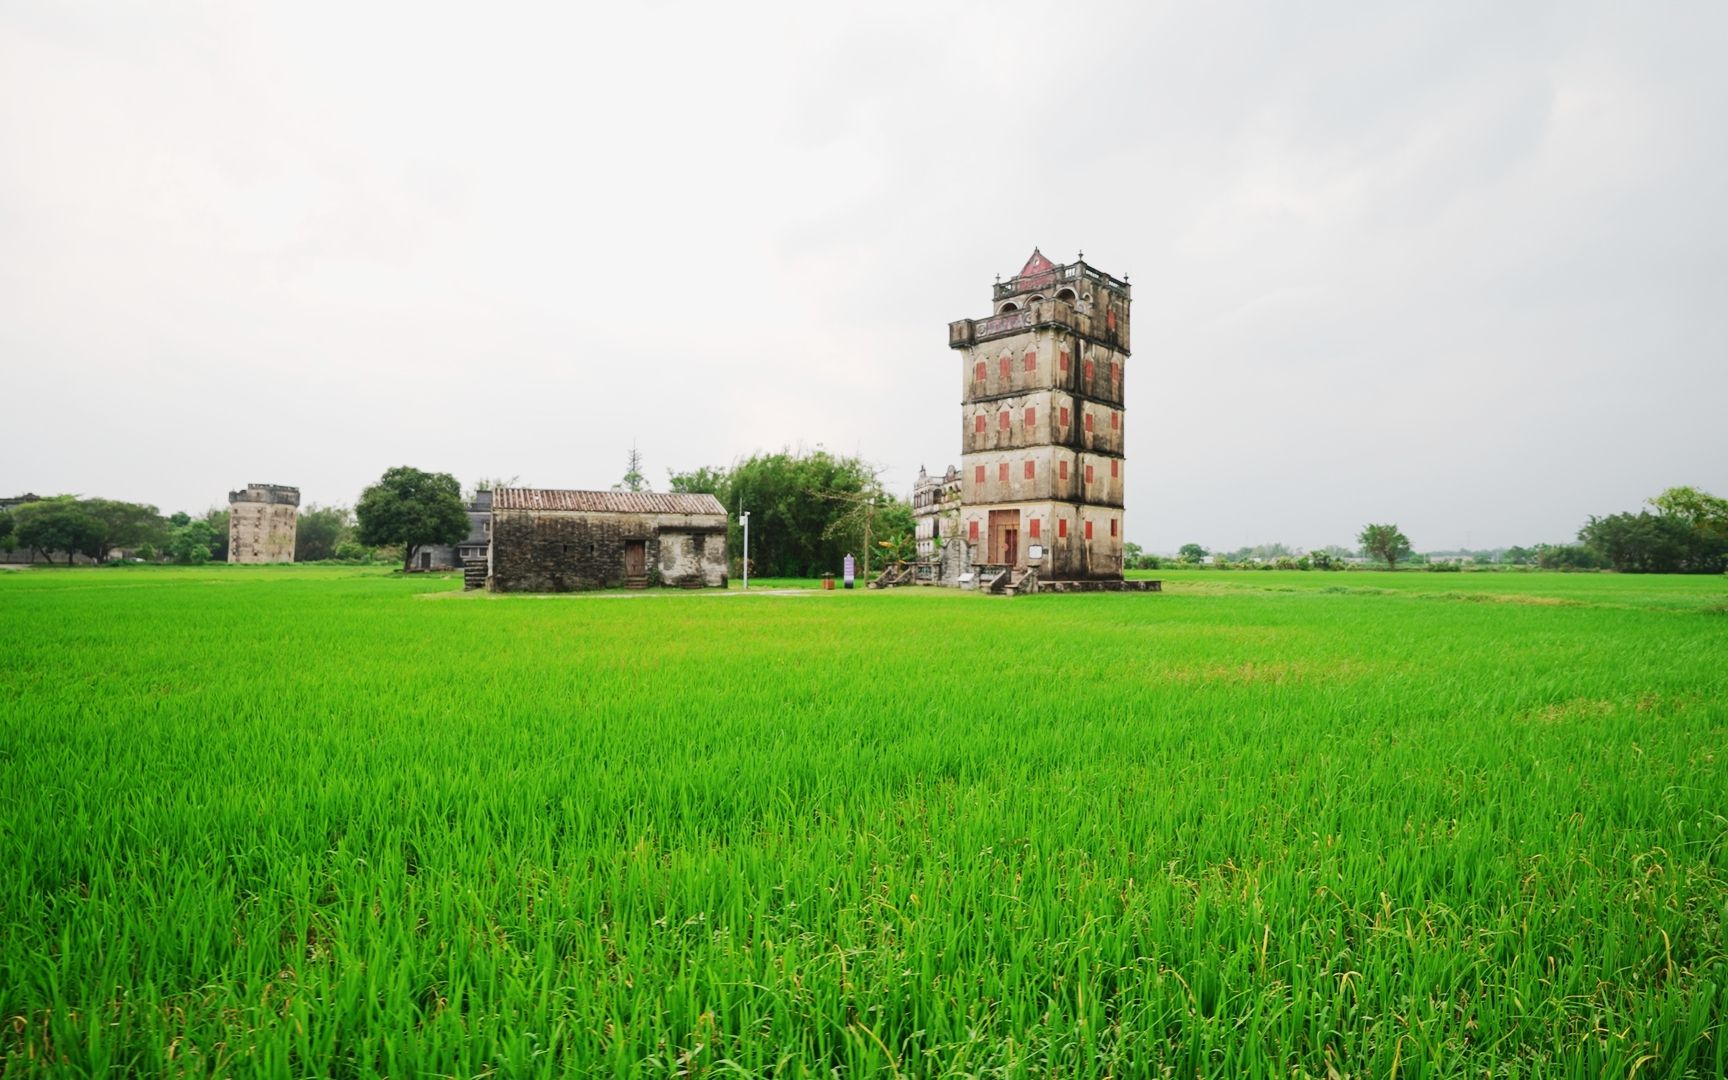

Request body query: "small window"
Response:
[969, 520, 980, 542]
[1059, 351, 1070, 374]
[998, 462, 1009, 483]
[998, 411, 1009, 431]
[1029, 518, 1041, 539]
[1059, 460, 1069, 480]
[1111, 362, 1120, 388]
[1085, 521, 1094, 540]
[1024, 406, 1036, 428]
[1111, 411, 1119, 430]
[1023, 460, 1035, 479]
[999, 354, 1011, 380]
[1110, 518, 1118, 538]
[1059, 407, 1070, 427]
[1084, 359, 1095, 382]
[1084, 412, 1094, 433]
[974, 361, 987, 382]
[1024, 350, 1036, 372]
[974, 465, 985, 484]
[1111, 459, 1120, 478]
[1085, 465, 1094, 484]
[975, 414, 986, 434]
[1058, 518, 1068, 538]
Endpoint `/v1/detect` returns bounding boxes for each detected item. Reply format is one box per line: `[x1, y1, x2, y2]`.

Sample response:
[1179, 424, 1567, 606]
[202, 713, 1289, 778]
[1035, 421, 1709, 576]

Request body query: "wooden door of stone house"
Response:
[624, 539, 646, 576]
[988, 509, 1019, 566]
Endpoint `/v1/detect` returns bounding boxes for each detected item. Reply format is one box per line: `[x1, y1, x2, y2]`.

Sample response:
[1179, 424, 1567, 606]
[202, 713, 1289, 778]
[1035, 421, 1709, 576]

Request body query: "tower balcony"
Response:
[949, 296, 1129, 353]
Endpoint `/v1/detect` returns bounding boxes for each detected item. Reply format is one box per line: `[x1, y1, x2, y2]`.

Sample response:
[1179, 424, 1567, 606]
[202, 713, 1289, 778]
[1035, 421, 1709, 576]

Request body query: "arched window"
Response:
[1055, 288, 1077, 303]
[997, 302, 1020, 314]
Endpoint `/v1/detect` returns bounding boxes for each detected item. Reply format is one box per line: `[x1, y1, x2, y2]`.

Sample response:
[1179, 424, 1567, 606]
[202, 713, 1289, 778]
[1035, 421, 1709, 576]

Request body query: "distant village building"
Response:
[228, 484, 299, 563]
[941, 250, 1151, 592]
[488, 488, 727, 592]
[415, 489, 493, 571]
[911, 465, 961, 561]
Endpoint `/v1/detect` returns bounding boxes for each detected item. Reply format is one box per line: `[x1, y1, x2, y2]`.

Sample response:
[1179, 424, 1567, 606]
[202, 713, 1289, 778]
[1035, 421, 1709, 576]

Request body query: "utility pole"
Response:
[740, 510, 750, 590]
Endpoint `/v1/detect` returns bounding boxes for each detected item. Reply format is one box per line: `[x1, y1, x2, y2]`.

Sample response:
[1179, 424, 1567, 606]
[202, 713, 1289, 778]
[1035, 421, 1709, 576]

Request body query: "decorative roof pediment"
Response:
[1016, 248, 1055, 279]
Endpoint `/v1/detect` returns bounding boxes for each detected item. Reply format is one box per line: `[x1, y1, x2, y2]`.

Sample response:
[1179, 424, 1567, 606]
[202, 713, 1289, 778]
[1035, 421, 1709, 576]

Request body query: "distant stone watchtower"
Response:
[228, 484, 299, 563]
[948, 250, 1130, 580]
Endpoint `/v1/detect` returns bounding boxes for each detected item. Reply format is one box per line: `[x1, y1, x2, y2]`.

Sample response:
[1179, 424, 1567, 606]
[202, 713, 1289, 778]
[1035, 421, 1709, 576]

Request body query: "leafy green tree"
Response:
[203, 509, 230, 562]
[295, 504, 354, 562]
[81, 499, 167, 560]
[618, 445, 648, 493]
[0, 509, 13, 553]
[669, 449, 903, 577]
[1358, 523, 1412, 570]
[355, 466, 470, 572]
[14, 498, 106, 564]
[1178, 543, 1207, 563]
[167, 520, 220, 564]
[1580, 511, 1727, 573]
[1648, 486, 1728, 539]
[1503, 545, 1535, 565]
[1536, 542, 1603, 571]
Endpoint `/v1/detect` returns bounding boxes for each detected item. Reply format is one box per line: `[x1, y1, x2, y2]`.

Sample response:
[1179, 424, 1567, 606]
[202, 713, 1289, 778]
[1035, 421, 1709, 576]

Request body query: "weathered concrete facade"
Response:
[912, 465, 961, 561]
[948, 250, 1131, 581]
[489, 488, 728, 593]
[416, 489, 493, 571]
[228, 484, 299, 563]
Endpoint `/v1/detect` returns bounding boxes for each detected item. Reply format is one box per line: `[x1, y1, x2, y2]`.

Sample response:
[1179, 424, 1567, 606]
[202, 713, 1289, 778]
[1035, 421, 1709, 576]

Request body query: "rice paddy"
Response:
[2, 565, 1725, 1077]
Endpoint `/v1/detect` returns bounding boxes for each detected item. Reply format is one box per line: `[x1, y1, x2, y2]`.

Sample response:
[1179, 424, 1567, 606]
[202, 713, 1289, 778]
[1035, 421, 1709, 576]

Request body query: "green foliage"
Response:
[12, 498, 105, 563]
[355, 466, 470, 572]
[0, 509, 12, 552]
[618, 445, 647, 493]
[1535, 542, 1603, 570]
[1580, 511, 1728, 574]
[295, 504, 355, 562]
[2, 566, 1726, 1075]
[669, 449, 913, 578]
[167, 520, 220, 564]
[202, 509, 230, 562]
[1503, 545, 1536, 565]
[1177, 542, 1208, 563]
[1648, 485, 1728, 537]
[1357, 523, 1412, 570]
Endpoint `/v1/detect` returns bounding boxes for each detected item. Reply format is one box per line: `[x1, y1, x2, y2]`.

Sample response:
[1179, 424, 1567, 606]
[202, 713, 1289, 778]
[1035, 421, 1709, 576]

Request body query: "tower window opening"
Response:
[1055, 287, 1077, 303]
[997, 302, 1020, 314]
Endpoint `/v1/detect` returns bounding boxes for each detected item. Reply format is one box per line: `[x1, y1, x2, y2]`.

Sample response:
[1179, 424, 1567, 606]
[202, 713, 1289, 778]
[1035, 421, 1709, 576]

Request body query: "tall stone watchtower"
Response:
[228, 483, 300, 563]
[948, 250, 1130, 581]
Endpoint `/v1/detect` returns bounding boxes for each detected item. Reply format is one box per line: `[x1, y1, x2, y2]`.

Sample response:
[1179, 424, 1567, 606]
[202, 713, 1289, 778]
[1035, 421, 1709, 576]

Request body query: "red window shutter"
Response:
[1023, 460, 1035, 479]
[999, 356, 1010, 380]
[974, 465, 985, 484]
[1059, 407, 1070, 427]
[1111, 459, 1120, 478]
[1111, 411, 1119, 430]
[1111, 362, 1120, 388]
[1084, 359, 1095, 381]
[1059, 460, 1069, 480]
[1024, 350, 1036, 372]
[1060, 351, 1069, 373]
[1030, 517, 1041, 539]
[968, 520, 979, 542]
[1024, 406, 1036, 427]
[1085, 464, 1094, 483]
[975, 414, 985, 433]
[998, 462, 1009, 482]
[1111, 518, 1118, 537]
[1058, 518, 1068, 538]
[974, 361, 986, 382]
[999, 411, 1009, 430]
[1085, 521, 1094, 540]
[1084, 412, 1094, 432]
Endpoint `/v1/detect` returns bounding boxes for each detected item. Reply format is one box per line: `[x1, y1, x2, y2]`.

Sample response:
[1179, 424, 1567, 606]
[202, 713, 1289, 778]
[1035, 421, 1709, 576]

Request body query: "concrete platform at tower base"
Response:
[1036, 578, 1162, 593]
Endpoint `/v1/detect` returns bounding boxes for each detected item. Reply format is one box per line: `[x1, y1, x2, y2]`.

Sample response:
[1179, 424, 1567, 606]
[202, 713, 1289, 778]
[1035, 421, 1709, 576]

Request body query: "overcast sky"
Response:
[3, 2, 1724, 552]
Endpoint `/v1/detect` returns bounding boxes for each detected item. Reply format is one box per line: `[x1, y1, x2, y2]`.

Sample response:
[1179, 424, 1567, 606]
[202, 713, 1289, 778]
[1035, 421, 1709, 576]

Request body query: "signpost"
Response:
[843, 553, 855, 589]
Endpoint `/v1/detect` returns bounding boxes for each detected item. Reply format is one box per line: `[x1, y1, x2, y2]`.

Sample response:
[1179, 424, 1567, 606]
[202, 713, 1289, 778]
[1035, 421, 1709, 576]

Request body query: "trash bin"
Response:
[821, 573, 835, 591]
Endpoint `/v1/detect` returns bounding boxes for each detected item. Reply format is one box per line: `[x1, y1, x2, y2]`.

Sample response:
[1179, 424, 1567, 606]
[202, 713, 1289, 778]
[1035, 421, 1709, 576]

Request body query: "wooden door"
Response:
[987, 509, 1020, 565]
[1003, 526, 1019, 567]
[624, 540, 646, 576]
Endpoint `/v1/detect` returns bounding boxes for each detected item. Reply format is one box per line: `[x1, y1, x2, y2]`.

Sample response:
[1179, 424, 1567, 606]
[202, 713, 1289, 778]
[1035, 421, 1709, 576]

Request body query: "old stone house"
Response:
[415, 489, 494, 571]
[488, 488, 728, 592]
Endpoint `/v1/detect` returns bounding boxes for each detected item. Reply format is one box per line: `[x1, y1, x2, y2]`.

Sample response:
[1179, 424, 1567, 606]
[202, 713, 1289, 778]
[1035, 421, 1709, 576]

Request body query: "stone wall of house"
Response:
[228, 484, 299, 563]
[491, 510, 727, 592]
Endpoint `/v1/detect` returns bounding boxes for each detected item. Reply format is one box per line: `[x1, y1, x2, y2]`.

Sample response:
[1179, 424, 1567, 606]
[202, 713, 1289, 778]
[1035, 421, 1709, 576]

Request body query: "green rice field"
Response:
[2, 565, 1726, 1077]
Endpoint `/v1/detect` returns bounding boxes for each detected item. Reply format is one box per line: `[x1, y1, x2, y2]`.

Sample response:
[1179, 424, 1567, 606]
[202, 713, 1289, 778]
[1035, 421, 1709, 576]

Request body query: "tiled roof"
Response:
[493, 488, 727, 516]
